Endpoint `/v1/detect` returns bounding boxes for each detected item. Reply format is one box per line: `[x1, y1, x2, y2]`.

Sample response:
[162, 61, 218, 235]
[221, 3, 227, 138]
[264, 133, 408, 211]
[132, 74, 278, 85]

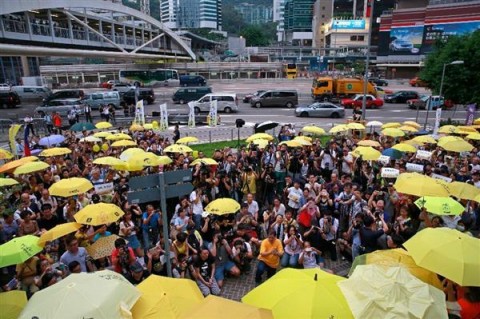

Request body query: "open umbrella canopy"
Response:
[466, 132, 480, 140]
[95, 121, 113, 129]
[329, 124, 349, 134]
[153, 156, 174, 166]
[351, 146, 381, 160]
[19, 270, 140, 319]
[132, 275, 204, 319]
[242, 268, 352, 319]
[392, 143, 417, 153]
[205, 198, 241, 215]
[93, 156, 125, 166]
[127, 152, 164, 167]
[0, 290, 28, 319]
[255, 121, 279, 133]
[190, 158, 218, 166]
[70, 122, 96, 131]
[80, 136, 102, 143]
[366, 121, 383, 127]
[357, 140, 381, 147]
[119, 148, 145, 161]
[0, 235, 43, 268]
[14, 161, 49, 175]
[86, 235, 123, 260]
[182, 295, 272, 319]
[455, 126, 477, 134]
[438, 137, 473, 153]
[302, 125, 325, 135]
[393, 172, 450, 197]
[39, 222, 83, 245]
[382, 148, 403, 160]
[143, 123, 153, 130]
[338, 265, 447, 319]
[449, 181, 480, 201]
[412, 135, 437, 144]
[111, 140, 137, 147]
[403, 121, 421, 129]
[93, 131, 114, 138]
[0, 148, 13, 160]
[176, 136, 199, 144]
[381, 122, 401, 129]
[246, 133, 274, 143]
[38, 135, 65, 147]
[292, 137, 312, 146]
[49, 177, 94, 197]
[163, 144, 193, 153]
[404, 228, 480, 286]
[381, 128, 405, 137]
[106, 133, 133, 141]
[347, 122, 366, 130]
[438, 125, 457, 134]
[399, 125, 418, 133]
[415, 196, 465, 216]
[0, 156, 38, 174]
[39, 147, 72, 157]
[249, 139, 269, 149]
[0, 177, 19, 187]
[74, 203, 124, 226]
[279, 140, 302, 148]
[130, 124, 145, 132]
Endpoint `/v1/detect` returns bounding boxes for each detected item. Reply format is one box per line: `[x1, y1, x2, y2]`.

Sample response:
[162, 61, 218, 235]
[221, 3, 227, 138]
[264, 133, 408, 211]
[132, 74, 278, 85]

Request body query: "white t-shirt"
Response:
[273, 204, 286, 216]
[189, 191, 203, 216]
[246, 201, 259, 216]
[342, 154, 353, 174]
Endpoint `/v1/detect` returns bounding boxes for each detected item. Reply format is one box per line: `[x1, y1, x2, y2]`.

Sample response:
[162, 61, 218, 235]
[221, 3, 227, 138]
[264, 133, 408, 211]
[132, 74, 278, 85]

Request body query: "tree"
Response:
[221, 4, 247, 35]
[420, 30, 480, 105]
[240, 25, 269, 46]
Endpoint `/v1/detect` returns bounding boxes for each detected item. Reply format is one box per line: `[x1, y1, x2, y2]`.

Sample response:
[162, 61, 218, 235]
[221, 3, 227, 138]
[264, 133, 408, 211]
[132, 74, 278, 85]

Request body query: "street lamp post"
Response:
[423, 60, 464, 129]
[361, 0, 376, 120]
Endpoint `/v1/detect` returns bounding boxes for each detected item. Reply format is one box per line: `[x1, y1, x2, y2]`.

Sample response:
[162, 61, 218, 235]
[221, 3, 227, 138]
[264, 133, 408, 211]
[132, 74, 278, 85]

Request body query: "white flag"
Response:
[159, 103, 168, 131]
[135, 100, 145, 125]
[209, 99, 218, 127]
[188, 102, 196, 128]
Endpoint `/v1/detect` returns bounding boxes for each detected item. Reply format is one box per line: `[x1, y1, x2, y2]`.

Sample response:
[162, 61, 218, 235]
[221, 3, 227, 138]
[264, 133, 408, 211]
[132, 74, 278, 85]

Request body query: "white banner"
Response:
[432, 107, 442, 138]
[381, 167, 400, 178]
[416, 150, 432, 161]
[431, 173, 453, 183]
[188, 101, 196, 128]
[159, 103, 168, 131]
[377, 155, 390, 165]
[406, 163, 424, 173]
[94, 182, 114, 195]
[135, 100, 145, 125]
[209, 99, 218, 127]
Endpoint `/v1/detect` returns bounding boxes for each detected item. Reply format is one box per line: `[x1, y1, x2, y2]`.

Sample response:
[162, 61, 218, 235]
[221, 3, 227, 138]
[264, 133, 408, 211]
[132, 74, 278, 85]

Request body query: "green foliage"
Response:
[222, 4, 247, 35]
[240, 25, 270, 46]
[189, 29, 226, 42]
[420, 30, 480, 105]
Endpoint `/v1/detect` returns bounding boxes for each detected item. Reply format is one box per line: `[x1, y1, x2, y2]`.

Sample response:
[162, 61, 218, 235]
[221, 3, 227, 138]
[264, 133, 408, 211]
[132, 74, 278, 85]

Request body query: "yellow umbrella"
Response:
[38, 222, 83, 245]
[128, 152, 163, 167]
[381, 122, 401, 129]
[242, 268, 353, 319]
[404, 228, 480, 286]
[143, 123, 153, 130]
[329, 124, 349, 134]
[412, 135, 437, 144]
[182, 295, 273, 319]
[279, 140, 302, 148]
[302, 126, 325, 135]
[347, 122, 366, 130]
[205, 198, 241, 215]
[176, 136, 199, 144]
[474, 118, 480, 125]
[129, 124, 145, 132]
[249, 139, 269, 149]
[403, 121, 421, 129]
[438, 137, 473, 153]
[292, 137, 312, 146]
[95, 121, 113, 129]
[351, 146, 381, 160]
[381, 128, 405, 137]
[0, 156, 38, 173]
[80, 136, 102, 143]
[14, 161, 49, 175]
[455, 126, 477, 134]
[112, 162, 144, 172]
[295, 135, 313, 142]
[415, 196, 465, 216]
[357, 140, 381, 147]
[111, 140, 137, 147]
[39, 147, 72, 157]
[438, 125, 457, 134]
[449, 181, 480, 201]
[93, 131, 113, 138]
[164, 144, 193, 153]
[339, 265, 447, 319]
[403, 139, 422, 146]
[392, 143, 417, 153]
[0, 290, 28, 319]
[132, 275, 204, 319]
[49, 177, 94, 197]
[74, 203, 124, 226]
[349, 248, 442, 290]
[86, 235, 123, 259]
[106, 133, 132, 141]
[190, 158, 218, 166]
[466, 132, 480, 140]
[0, 148, 14, 160]
[119, 148, 145, 161]
[393, 172, 450, 197]
[93, 156, 126, 166]
[399, 125, 418, 133]
[19, 270, 140, 319]
[0, 177, 19, 187]
[154, 156, 173, 166]
[246, 133, 274, 143]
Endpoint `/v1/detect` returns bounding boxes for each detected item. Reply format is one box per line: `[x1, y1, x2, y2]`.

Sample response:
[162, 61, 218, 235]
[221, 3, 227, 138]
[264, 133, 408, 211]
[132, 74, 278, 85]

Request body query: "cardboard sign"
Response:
[431, 173, 453, 183]
[416, 150, 432, 161]
[406, 163, 424, 173]
[377, 155, 390, 164]
[94, 182, 114, 195]
[381, 167, 400, 178]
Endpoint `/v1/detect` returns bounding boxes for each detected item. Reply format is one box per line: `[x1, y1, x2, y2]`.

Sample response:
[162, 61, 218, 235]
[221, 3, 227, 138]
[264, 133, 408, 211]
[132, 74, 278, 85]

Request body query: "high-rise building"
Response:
[177, 0, 222, 30]
[273, 0, 287, 41]
[160, 0, 178, 29]
[234, 3, 273, 25]
[283, 0, 316, 45]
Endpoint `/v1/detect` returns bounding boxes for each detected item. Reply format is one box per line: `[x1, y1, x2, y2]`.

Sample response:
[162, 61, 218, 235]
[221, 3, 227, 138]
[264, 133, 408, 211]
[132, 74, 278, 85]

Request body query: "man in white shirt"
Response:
[190, 188, 205, 230]
[286, 181, 303, 215]
[245, 193, 259, 221]
[341, 149, 353, 176]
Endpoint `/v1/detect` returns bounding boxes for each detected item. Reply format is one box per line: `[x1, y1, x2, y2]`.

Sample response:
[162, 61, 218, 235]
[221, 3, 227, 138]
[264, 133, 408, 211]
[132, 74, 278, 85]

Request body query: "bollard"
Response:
[231, 128, 234, 141]
[209, 131, 212, 143]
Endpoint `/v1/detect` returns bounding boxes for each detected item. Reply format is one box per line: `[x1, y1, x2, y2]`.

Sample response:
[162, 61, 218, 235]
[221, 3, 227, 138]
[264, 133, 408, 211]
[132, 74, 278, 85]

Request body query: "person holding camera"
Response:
[231, 238, 253, 273]
[190, 187, 206, 230]
[261, 164, 276, 206]
[360, 212, 389, 254]
[319, 213, 339, 261]
[210, 232, 240, 288]
[281, 225, 303, 268]
[241, 166, 258, 199]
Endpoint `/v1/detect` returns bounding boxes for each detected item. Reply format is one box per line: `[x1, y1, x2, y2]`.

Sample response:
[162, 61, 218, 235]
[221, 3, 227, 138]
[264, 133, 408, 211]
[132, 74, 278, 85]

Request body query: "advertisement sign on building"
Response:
[389, 26, 424, 55]
[331, 20, 366, 30]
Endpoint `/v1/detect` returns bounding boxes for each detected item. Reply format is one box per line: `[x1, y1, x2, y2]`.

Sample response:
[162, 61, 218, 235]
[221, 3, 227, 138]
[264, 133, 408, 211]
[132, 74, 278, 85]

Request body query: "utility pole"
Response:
[361, 0, 375, 120]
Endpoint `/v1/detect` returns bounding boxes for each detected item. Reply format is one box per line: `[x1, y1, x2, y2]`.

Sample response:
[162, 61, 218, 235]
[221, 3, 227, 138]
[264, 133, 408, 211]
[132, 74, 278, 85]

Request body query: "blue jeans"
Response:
[255, 260, 277, 284]
[281, 252, 299, 268]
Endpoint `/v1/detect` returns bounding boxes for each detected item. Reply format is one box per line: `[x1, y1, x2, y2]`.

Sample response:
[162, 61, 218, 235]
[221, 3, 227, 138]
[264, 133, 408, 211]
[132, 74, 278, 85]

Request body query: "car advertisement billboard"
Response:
[389, 25, 424, 55]
[423, 20, 480, 53]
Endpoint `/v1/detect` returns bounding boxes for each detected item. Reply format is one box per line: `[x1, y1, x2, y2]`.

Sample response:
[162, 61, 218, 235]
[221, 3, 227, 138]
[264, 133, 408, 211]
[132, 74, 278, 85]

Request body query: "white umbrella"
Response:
[366, 121, 383, 127]
[38, 135, 65, 147]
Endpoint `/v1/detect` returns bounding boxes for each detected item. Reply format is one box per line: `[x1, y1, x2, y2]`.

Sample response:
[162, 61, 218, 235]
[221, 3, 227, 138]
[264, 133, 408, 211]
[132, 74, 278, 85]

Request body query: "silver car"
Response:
[35, 98, 85, 117]
[295, 102, 345, 118]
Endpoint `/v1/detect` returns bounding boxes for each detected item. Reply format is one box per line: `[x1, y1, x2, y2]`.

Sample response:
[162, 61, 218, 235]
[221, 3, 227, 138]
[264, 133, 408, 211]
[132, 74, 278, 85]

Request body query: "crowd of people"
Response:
[1, 119, 480, 318]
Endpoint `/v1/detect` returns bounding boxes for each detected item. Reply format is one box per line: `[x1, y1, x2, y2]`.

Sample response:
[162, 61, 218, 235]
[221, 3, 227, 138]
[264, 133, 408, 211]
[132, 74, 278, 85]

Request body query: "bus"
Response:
[284, 63, 297, 79]
[118, 69, 179, 86]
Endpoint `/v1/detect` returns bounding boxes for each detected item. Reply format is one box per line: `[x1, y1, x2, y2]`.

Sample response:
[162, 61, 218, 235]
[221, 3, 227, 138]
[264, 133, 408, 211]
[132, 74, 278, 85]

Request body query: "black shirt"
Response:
[37, 216, 59, 231]
[193, 255, 214, 281]
[360, 227, 384, 253]
[126, 270, 150, 285]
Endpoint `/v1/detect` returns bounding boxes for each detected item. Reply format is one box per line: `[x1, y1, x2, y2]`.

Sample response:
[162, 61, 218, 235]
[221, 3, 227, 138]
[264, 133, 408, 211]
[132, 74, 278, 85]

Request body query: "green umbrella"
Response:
[70, 122, 96, 132]
[415, 196, 465, 216]
[0, 235, 43, 268]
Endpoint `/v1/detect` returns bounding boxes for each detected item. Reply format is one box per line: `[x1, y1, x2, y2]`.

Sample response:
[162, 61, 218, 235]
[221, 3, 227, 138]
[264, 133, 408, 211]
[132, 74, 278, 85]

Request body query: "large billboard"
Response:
[331, 20, 366, 30]
[388, 25, 424, 55]
[423, 20, 480, 53]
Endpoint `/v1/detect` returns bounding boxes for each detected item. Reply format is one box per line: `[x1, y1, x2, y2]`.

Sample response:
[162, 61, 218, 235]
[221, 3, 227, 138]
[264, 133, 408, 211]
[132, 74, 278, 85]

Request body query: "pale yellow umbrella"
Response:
[456, 126, 477, 133]
[14, 161, 49, 175]
[466, 133, 480, 140]
[95, 121, 112, 129]
[399, 125, 418, 133]
[403, 139, 422, 146]
[279, 140, 302, 148]
[111, 140, 137, 147]
[190, 158, 219, 166]
[152, 156, 173, 166]
[80, 136, 102, 143]
[0, 149, 14, 160]
[164, 144, 193, 153]
[412, 135, 437, 144]
[347, 122, 366, 130]
[249, 139, 269, 149]
[438, 125, 456, 134]
[119, 148, 145, 161]
[93, 156, 126, 166]
[382, 128, 405, 137]
[246, 133, 274, 143]
[143, 123, 153, 130]
[176, 136, 199, 144]
[93, 131, 113, 138]
[106, 133, 132, 141]
[130, 124, 145, 132]
[39, 147, 72, 157]
[381, 122, 402, 129]
[293, 137, 312, 146]
[0, 178, 19, 187]
[357, 140, 381, 147]
[403, 121, 421, 129]
[474, 118, 480, 125]
[0, 156, 38, 174]
[301, 126, 325, 135]
[351, 146, 381, 160]
[392, 143, 417, 153]
[295, 135, 313, 142]
[329, 124, 349, 134]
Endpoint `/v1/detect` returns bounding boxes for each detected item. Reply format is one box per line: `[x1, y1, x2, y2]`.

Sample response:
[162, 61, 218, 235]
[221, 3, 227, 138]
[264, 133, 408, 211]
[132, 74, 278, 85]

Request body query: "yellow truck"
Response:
[311, 77, 377, 101]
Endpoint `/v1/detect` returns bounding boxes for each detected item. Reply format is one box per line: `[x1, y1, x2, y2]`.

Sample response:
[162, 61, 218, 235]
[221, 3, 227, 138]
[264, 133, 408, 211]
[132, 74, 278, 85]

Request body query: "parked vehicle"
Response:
[341, 94, 384, 109]
[369, 78, 388, 86]
[409, 77, 428, 87]
[111, 83, 135, 94]
[191, 93, 238, 113]
[374, 86, 393, 95]
[407, 95, 453, 110]
[44, 89, 85, 104]
[389, 39, 414, 52]
[172, 87, 212, 104]
[0, 91, 21, 108]
[101, 80, 122, 89]
[12, 86, 52, 101]
[82, 91, 121, 110]
[311, 77, 377, 101]
[243, 90, 266, 103]
[250, 90, 298, 108]
[295, 102, 345, 118]
[179, 75, 207, 87]
[384, 91, 419, 104]
[123, 88, 156, 105]
[35, 99, 85, 117]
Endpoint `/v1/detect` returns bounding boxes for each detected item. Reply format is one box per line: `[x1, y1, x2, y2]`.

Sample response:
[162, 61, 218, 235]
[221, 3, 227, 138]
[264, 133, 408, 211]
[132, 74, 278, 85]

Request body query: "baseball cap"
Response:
[129, 262, 144, 273]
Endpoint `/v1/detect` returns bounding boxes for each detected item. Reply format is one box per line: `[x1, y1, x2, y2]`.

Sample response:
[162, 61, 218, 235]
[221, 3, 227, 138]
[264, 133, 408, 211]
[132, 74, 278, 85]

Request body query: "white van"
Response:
[82, 91, 121, 110]
[12, 86, 51, 100]
[192, 93, 239, 114]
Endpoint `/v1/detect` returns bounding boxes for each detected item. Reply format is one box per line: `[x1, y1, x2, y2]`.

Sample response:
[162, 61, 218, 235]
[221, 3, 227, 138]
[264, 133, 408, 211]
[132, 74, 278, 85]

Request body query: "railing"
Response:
[31, 23, 51, 36]
[54, 26, 69, 38]
[3, 20, 27, 33]
[72, 29, 86, 40]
